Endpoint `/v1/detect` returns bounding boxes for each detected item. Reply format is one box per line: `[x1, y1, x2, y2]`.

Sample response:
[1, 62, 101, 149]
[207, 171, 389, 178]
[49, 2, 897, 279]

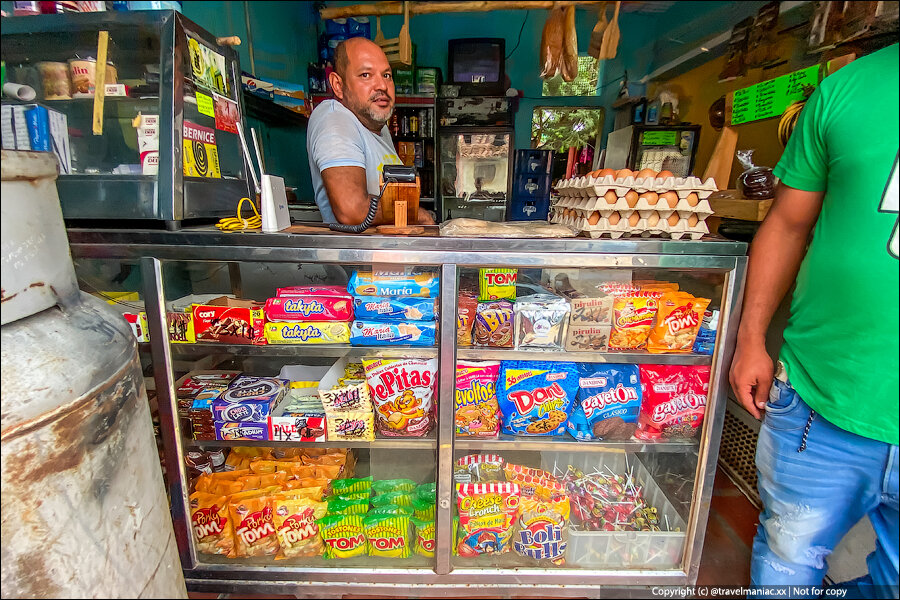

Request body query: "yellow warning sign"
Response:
[182, 120, 221, 178]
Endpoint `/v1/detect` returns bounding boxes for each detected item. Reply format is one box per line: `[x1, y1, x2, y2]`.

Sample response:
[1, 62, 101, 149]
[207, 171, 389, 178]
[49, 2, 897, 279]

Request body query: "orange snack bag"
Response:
[208, 479, 245, 496]
[289, 465, 316, 479]
[648, 292, 711, 354]
[279, 484, 325, 500]
[189, 492, 234, 556]
[610, 293, 661, 351]
[273, 494, 329, 559]
[315, 464, 342, 481]
[228, 486, 282, 558]
[251, 460, 303, 474]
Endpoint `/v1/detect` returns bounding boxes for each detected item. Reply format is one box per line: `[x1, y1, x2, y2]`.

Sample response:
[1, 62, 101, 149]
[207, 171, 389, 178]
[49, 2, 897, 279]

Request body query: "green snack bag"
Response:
[331, 476, 373, 496]
[412, 496, 436, 520]
[372, 478, 417, 495]
[478, 268, 517, 301]
[319, 514, 367, 559]
[368, 504, 413, 518]
[371, 491, 412, 508]
[415, 482, 436, 501]
[327, 491, 370, 502]
[363, 512, 412, 558]
[327, 496, 369, 516]
[411, 516, 436, 557]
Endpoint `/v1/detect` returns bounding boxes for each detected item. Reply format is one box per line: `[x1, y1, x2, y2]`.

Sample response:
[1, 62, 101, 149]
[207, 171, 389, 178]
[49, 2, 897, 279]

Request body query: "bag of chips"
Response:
[189, 492, 234, 556]
[319, 513, 368, 558]
[372, 478, 417, 495]
[411, 517, 436, 557]
[454, 454, 505, 483]
[456, 482, 521, 556]
[327, 496, 370, 515]
[478, 268, 518, 301]
[636, 365, 710, 439]
[497, 361, 579, 436]
[609, 292, 661, 351]
[503, 464, 565, 500]
[371, 491, 412, 508]
[455, 361, 501, 437]
[567, 363, 642, 441]
[457, 293, 478, 346]
[331, 476, 372, 497]
[647, 292, 711, 354]
[363, 513, 412, 558]
[228, 487, 282, 558]
[272, 495, 328, 558]
[512, 495, 570, 566]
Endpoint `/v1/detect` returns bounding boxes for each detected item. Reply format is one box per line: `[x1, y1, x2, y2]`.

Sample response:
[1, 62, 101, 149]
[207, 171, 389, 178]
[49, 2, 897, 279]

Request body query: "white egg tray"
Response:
[553, 194, 713, 217]
[549, 207, 709, 241]
[554, 175, 718, 199]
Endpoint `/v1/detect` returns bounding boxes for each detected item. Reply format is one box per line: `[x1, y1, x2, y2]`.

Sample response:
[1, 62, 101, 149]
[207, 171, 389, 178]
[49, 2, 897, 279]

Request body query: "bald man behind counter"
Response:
[306, 38, 434, 226]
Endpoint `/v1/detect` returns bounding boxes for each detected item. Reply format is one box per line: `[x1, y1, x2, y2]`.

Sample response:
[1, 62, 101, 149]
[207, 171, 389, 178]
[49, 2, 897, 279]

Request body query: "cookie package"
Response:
[350, 321, 436, 347]
[497, 361, 579, 436]
[264, 322, 351, 344]
[474, 301, 514, 348]
[352, 297, 436, 322]
[266, 286, 354, 322]
[348, 271, 439, 298]
[636, 364, 710, 440]
[566, 364, 642, 441]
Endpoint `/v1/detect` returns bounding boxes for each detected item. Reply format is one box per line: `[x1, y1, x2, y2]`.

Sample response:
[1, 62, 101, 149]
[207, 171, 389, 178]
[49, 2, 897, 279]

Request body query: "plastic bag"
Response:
[736, 149, 777, 199]
[440, 218, 579, 239]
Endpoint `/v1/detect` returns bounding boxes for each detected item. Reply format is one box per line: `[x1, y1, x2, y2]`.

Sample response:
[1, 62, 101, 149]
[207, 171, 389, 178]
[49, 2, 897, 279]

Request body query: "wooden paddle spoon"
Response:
[588, 2, 608, 60]
[599, 0, 621, 60]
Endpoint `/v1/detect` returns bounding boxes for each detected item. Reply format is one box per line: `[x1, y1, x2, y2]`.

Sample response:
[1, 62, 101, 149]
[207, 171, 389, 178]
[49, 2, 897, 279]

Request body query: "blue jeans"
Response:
[751, 377, 899, 597]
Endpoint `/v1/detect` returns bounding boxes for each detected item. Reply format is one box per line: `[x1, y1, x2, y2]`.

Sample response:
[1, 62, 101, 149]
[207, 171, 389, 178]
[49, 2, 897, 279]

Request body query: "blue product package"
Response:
[352, 297, 436, 321]
[212, 376, 286, 422]
[566, 364, 642, 441]
[692, 310, 719, 355]
[497, 361, 579, 436]
[348, 271, 439, 298]
[212, 401, 272, 422]
[24, 105, 49, 152]
[350, 320, 436, 346]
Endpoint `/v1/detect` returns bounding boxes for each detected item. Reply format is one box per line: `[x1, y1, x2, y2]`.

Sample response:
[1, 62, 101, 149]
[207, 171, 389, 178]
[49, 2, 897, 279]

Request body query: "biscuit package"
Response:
[189, 492, 234, 556]
[636, 365, 710, 440]
[456, 482, 521, 556]
[264, 322, 351, 344]
[478, 268, 518, 302]
[265, 287, 354, 322]
[513, 294, 570, 350]
[566, 364, 642, 441]
[457, 293, 478, 346]
[647, 292, 711, 354]
[609, 293, 661, 351]
[352, 297, 436, 321]
[363, 358, 437, 437]
[497, 361, 579, 436]
[454, 361, 500, 437]
[474, 301, 514, 348]
[348, 271, 439, 298]
[350, 321, 436, 347]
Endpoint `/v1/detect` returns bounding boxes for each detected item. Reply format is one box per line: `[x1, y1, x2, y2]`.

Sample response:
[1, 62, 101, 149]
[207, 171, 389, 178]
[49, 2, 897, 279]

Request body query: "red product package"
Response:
[635, 365, 710, 440]
[267, 287, 354, 322]
[192, 297, 267, 345]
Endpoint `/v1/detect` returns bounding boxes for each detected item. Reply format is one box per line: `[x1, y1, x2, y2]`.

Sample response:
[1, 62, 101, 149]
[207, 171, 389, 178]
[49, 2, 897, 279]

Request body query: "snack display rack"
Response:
[67, 228, 746, 597]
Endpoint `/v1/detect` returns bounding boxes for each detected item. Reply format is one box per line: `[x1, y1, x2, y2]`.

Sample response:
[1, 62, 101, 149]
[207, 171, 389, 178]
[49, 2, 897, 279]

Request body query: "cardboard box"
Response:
[567, 296, 614, 326]
[167, 311, 195, 343]
[241, 74, 275, 99]
[213, 376, 287, 422]
[566, 324, 612, 352]
[269, 395, 327, 442]
[192, 296, 266, 344]
[175, 370, 242, 399]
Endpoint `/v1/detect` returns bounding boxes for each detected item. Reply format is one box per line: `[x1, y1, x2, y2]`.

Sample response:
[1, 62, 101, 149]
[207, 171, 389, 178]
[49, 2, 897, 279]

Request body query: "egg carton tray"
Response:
[554, 175, 718, 199]
[553, 194, 713, 217]
[550, 209, 708, 241]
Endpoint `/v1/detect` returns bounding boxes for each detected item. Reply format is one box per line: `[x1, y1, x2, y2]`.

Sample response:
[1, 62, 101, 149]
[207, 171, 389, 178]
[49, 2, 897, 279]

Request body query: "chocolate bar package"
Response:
[269, 395, 327, 442]
[192, 297, 266, 345]
[215, 421, 269, 441]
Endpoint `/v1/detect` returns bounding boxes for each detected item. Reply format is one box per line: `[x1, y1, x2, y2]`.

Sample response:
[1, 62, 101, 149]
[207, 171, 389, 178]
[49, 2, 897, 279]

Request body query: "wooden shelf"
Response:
[243, 92, 308, 127]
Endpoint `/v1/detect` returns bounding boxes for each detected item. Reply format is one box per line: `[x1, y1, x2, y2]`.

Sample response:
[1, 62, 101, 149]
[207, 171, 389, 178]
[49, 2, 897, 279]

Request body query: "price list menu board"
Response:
[729, 65, 820, 125]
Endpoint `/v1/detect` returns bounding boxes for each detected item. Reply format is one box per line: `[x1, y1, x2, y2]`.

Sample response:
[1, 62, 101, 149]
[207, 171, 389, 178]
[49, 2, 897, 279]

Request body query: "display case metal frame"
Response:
[1, 12, 252, 229]
[67, 228, 747, 596]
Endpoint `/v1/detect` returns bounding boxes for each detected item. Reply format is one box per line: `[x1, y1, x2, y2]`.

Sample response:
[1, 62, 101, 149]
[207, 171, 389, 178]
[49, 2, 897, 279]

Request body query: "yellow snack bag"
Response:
[189, 492, 234, 556]
[320, 514, 368, 558]
[273, 496, 328, 558]
[648, 292, 711, 354]
[609, 293, 661, 351]
[227, 487, 282, 558]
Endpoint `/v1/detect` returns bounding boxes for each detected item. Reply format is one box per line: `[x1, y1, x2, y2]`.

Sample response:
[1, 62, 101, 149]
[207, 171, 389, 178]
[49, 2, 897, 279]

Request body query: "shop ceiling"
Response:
[320, 1, 676, 19]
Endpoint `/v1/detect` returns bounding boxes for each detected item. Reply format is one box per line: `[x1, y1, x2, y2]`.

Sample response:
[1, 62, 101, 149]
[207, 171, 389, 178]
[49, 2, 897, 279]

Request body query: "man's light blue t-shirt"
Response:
[306, 99, 401, 224]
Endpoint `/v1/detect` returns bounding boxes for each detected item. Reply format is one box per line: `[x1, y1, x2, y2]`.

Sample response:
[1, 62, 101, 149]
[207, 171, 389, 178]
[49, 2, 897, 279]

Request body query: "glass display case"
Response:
[68, 228, 746, 595]
[1, 11, 251, 228]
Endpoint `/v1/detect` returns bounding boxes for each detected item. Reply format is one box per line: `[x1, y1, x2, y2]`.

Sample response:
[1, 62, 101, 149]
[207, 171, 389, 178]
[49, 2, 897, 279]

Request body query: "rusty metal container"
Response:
[1, 151, 186, 598]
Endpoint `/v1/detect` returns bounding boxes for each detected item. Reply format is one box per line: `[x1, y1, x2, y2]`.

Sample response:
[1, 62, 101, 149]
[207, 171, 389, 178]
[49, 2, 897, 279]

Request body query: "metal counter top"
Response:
[67, 226, 748, 259]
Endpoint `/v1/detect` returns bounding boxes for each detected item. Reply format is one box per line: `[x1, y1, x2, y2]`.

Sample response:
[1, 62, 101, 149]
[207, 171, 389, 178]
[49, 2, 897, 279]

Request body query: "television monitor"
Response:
[448, 38, 505, 96]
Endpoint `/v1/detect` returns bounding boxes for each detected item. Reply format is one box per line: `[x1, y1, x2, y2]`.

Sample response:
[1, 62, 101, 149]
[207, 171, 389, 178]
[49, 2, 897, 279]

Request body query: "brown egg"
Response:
[598, 168, 616, 179]
[667, 213, 680, 226]
[588, 211, 601, 225]
[647, 212, 660, 227]
[641, 192, 660, 206]
[628, 213, 641, 227]
[657, 170, 674, 180]
[686, 192, 700, 207]
[661, 191, 679, 208]
[615, 168, 633, 180]
[637, 168, 657, 180]
[588, 170, 602, 178]
[688, 213, 700, 227]
[608, 212, 621, 225]
[626, 192, 640, 208]
[604, 190, 619, 205]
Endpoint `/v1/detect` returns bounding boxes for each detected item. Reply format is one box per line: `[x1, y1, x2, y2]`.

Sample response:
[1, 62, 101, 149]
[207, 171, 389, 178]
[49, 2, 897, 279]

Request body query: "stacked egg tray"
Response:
[551, 174, 718, 240]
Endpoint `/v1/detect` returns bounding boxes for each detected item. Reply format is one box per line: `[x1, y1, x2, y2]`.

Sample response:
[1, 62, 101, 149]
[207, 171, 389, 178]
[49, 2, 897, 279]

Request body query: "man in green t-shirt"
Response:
[730, 44, 898, 595]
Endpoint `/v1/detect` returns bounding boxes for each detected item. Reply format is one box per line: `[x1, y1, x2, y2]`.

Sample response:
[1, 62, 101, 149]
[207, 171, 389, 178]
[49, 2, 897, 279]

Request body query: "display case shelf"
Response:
[170, 342, 437, 359]
[454, 434, 698, 453]
[456, 348, 712, 365]
[187, 432, 437, 450]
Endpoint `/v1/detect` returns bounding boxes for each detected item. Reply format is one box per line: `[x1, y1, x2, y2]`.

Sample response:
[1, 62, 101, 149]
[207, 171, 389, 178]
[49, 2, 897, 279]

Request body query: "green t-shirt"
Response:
[773, 44, 899, 445]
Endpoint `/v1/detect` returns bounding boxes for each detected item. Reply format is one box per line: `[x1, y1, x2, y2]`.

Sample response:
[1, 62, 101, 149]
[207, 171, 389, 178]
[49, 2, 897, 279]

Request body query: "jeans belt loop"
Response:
[775, 360, 789, 384]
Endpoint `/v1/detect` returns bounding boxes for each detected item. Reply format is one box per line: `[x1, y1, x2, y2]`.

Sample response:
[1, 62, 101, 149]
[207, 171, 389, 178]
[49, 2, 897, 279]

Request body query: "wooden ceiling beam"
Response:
[320, 1, 608, 20]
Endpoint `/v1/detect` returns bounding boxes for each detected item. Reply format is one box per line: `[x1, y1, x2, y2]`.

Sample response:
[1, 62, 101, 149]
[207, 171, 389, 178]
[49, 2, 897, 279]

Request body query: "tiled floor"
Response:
[188, 466, 759, 598]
